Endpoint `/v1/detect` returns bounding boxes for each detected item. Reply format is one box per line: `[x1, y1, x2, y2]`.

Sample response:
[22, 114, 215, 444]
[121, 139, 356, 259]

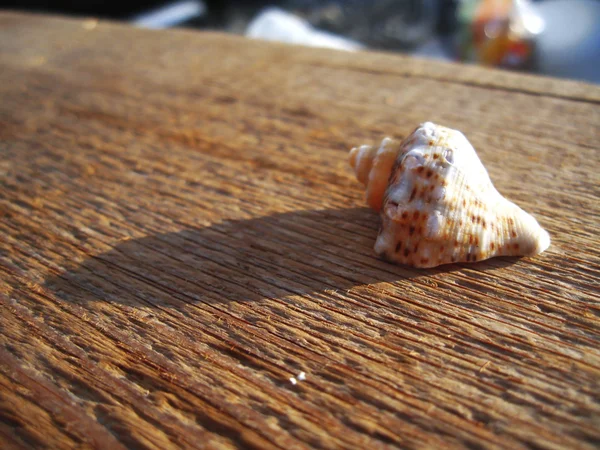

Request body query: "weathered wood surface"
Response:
[1, 11, 599, 450]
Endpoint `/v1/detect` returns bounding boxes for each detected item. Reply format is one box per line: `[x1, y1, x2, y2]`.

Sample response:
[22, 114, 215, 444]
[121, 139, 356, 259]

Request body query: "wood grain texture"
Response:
[1, 11, 599, 450]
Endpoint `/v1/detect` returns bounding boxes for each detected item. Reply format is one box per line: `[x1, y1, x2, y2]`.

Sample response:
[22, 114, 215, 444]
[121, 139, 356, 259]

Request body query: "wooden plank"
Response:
[1, 11, 599, 449]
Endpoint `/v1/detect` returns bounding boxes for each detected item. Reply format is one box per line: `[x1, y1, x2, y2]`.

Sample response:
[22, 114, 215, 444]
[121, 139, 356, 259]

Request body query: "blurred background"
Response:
[2, 0, 599, 83]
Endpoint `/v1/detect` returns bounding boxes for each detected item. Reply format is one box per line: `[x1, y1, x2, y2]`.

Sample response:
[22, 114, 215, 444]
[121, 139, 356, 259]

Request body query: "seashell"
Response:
[349, 122, 550, 268]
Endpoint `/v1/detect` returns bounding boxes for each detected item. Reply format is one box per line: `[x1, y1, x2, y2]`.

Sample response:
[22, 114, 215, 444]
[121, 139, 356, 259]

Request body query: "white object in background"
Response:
[512, 0, 545, 36]
[133, 0, 206, 29]
[246, 8, 363, 52]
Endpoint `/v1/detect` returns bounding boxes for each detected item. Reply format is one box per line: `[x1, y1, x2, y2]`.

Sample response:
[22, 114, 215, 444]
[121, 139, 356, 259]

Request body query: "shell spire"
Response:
[349, 122, 550, 268]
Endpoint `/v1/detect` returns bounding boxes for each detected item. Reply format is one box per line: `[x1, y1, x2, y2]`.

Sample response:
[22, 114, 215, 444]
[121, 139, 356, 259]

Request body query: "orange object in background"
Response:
[472, 0, 512, 66]
[458, 0, 542, 69]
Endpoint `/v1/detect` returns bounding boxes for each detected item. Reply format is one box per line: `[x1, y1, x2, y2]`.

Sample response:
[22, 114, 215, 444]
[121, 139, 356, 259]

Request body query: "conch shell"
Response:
[349, 122, 550, 268]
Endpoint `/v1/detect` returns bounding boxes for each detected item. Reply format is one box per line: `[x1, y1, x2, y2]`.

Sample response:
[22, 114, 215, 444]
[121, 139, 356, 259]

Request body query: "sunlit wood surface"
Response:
[1, 12, 599, 449]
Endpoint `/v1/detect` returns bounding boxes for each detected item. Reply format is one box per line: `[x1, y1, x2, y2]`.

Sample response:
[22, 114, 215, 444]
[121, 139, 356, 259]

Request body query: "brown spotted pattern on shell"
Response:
[349, 122, 550, 268]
